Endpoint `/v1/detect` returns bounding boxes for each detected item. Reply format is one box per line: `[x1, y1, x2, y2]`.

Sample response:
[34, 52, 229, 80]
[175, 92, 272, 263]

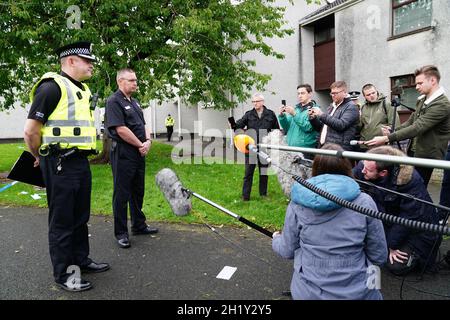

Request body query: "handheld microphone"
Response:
[350, 140, 365, 146]
[234, 134, 271, 164]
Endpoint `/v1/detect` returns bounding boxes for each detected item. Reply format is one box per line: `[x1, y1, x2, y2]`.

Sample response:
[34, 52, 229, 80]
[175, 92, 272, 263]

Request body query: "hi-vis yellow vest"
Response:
[165, 116, 174, 126]
[30, 72, 97, 151]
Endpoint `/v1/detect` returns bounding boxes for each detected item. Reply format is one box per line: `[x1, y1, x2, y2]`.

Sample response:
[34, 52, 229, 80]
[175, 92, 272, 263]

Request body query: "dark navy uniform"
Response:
[105, 90, 148, 240]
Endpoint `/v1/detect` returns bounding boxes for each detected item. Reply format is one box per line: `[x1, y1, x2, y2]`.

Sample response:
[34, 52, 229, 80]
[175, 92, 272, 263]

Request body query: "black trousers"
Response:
[242, 154, 269, 200]
[110, 142, 147, 239]
[407, 150, 434, 187]
[166, 126, 174, 141]
[439, 144, 450, 222]
[39, 153, 92, 283]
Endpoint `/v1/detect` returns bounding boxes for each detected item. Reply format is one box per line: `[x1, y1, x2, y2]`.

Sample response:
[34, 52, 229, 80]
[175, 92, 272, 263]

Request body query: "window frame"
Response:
[390, 0, 433, 39]
[390, 74, 417, 113]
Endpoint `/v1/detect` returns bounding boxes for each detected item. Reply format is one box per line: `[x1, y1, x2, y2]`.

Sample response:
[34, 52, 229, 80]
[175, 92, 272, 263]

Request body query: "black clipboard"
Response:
[7, 151, 46, 188]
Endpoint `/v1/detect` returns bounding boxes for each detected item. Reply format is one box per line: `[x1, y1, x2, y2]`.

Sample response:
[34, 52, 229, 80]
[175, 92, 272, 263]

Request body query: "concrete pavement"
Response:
[1, 206, 449, 300]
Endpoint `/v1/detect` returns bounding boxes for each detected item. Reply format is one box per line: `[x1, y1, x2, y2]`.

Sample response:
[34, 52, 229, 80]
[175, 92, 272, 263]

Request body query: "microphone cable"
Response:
[267, 159, 450, 236]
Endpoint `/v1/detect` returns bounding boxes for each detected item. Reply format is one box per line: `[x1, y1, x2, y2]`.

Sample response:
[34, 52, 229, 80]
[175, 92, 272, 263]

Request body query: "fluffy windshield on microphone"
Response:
[234, 134, 255, 154]
[155, 168, 192, 216]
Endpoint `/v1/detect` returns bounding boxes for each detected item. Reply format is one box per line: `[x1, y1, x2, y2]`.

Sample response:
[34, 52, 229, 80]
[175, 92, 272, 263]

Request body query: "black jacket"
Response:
[234, 106, 280, 143]
[353, 161, 441, 267]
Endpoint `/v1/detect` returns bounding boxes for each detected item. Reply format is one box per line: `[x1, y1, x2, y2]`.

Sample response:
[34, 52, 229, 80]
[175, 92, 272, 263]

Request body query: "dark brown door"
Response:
[314, 40, 335, 91]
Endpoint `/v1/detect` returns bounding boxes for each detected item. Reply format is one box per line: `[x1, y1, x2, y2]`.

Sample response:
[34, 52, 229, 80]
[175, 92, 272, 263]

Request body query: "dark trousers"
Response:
[242, 154, 269, 200]
[110, 142, 147, 239]
[439, 144, 450, 222]
[386, 245, 419, 276]
[39, 154, 92, 283]
[407, 150, 434, 187]
[415, 167, 433, 187]
[166, 126, 174, 141]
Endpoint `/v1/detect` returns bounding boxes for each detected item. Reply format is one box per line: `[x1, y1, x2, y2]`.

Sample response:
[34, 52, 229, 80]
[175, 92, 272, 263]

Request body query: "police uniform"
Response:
[105, 89, 149, 240]
[28, 42, 109, 287]
[165, 114, 175, 141]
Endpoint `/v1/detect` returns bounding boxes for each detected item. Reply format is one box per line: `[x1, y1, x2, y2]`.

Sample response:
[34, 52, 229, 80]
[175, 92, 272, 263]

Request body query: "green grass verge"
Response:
[0, 141, 288, 230]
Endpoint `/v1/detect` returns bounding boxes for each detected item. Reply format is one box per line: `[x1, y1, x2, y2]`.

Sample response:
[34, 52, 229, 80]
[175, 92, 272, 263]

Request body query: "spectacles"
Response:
[252, 100, 264, 103]
[121, 78, 138, 82]
[330, 90, 343, 96]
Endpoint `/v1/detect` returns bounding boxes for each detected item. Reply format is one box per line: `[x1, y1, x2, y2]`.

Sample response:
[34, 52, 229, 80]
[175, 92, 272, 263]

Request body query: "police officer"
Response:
[165, 114, 175, 141]
[24, 41, 110, 292]
[105, 68, 158, 249]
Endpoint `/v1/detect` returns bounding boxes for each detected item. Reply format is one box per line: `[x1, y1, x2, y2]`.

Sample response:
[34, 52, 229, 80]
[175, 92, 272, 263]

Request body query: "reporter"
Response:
[272, 144, 387, 300]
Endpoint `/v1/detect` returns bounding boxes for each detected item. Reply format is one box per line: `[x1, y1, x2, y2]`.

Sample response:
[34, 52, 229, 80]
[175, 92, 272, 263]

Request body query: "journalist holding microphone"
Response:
[365, 65, 450, 186]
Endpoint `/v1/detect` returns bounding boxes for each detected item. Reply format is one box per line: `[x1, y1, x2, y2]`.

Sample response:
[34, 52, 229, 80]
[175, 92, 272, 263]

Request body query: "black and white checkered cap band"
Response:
[59, 47, 91, 58]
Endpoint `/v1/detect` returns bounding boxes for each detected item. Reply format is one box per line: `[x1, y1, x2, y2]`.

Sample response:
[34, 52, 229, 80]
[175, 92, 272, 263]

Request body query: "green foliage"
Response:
[0, 0, 298, 111]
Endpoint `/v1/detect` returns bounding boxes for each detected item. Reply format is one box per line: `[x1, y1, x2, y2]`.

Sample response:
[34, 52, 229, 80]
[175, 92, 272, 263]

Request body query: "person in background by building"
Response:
[272, 143, 387, 300]
[366, 65, 450, 186]
[105, 68, 158, 249]
[309, 81, 360, 151]
[278, 84, 321, 159]
[24, 41, 110, 292]
[165, 114, 175, 142]
[353, 146, 441, 276]
[358, 84, 400, 151]
[232, 93, 279, 201]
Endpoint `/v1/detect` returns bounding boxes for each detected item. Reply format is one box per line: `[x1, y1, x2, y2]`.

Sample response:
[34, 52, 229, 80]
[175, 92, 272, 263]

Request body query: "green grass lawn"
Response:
[0, 141, 288, 230]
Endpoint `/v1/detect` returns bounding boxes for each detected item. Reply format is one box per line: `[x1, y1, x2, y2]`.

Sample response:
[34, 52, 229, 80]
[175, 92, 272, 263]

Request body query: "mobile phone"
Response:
[281, 99, 286, 106]
[228, 116, 236, 128]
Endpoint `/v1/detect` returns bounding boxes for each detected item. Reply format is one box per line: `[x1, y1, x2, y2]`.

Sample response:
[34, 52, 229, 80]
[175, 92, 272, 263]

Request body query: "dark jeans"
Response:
[242, 154, 269, 200]
[40, 154, 92, 283]
[439, 144, 450, 222]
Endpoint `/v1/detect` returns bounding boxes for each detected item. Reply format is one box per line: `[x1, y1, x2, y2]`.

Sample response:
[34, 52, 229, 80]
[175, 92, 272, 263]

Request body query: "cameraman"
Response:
[278, 84, 321, 158]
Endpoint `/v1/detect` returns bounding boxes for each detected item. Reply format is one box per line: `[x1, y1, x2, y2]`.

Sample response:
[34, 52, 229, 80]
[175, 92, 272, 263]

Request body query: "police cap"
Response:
[55, 41, 96, 62]
[348, 91, 360, 100]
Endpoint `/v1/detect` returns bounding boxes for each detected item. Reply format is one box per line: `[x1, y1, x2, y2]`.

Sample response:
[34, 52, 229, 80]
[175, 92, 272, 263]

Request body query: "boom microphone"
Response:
[155, 168, 192, 216]
[155, 168, 273, 238]
[234, 134, 271, 164]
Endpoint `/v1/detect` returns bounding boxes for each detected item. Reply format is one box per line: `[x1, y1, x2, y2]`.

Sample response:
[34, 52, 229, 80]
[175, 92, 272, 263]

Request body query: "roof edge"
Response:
[299, 0, 364, 27]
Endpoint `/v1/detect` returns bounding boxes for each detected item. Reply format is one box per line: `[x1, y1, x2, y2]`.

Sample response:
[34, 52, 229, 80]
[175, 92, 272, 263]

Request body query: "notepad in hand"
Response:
[7, 151, 45, 188]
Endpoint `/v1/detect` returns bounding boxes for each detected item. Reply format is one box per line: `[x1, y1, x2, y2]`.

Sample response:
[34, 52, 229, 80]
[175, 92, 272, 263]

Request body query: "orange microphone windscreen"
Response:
[234, 134, 255, 154]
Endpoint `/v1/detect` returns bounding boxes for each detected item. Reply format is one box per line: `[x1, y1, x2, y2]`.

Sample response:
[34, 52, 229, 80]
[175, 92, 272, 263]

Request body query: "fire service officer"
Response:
[105, 68, 158, 249]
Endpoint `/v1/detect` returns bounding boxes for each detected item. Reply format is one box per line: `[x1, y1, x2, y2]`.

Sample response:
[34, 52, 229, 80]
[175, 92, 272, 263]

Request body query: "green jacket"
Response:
[278, 102, 319, 148]
[389, 91, 450, 159]
[359, 93, 400, 143]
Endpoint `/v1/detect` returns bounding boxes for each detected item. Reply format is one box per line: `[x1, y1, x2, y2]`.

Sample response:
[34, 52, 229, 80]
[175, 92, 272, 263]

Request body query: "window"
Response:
[314, 15, 334, 44]
[391, 74, 419, 111]
[392, 0, 432, 36]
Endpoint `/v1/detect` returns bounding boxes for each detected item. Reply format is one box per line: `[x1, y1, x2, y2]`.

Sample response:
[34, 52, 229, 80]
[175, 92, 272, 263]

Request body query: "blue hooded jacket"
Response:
[272, 174, 387, 300]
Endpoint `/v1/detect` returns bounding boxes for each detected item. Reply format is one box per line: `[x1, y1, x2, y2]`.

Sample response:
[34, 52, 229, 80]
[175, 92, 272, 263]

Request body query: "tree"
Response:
[0, 0, 308, 112]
